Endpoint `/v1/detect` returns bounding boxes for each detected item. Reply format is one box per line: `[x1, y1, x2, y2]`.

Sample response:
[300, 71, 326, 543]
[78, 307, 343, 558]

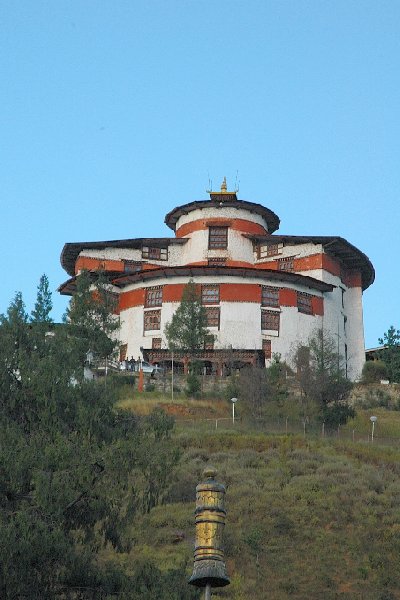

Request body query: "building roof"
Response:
[58, 265, 334, 296]
[164, 199, 280, 233]
[245, 234, 375, 291]
[60, 237, 188, 277]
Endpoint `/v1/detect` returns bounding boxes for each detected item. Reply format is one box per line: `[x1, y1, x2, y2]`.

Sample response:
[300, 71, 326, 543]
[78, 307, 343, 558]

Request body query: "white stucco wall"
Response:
[179, 229, 255, 264]
[175, 206, 269, 232]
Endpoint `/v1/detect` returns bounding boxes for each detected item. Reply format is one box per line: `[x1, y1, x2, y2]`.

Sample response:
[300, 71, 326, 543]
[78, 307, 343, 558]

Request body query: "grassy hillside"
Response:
[107, 396, 400, 599]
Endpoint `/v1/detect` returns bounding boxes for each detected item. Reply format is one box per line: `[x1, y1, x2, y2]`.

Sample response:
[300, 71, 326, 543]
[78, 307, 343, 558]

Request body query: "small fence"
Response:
[174, 416, 400, 447]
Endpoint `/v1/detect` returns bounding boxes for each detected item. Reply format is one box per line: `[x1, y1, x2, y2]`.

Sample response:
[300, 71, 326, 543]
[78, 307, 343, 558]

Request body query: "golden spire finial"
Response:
[221, 177, 227, 193]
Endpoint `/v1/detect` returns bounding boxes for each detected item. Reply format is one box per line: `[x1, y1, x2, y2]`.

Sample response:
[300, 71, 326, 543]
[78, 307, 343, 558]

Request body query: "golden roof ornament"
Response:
[188, 467, 230, 594]
[207, 177, 238, 202]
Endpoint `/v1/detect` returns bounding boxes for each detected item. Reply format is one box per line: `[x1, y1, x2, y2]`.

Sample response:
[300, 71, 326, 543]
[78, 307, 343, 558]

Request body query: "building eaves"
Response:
[164, 199, 280, 233]
[60, 237, 188, 277]
[111, 265, 334, 293]
[58, 265, 334, 296]
[245, 234, 375, 291]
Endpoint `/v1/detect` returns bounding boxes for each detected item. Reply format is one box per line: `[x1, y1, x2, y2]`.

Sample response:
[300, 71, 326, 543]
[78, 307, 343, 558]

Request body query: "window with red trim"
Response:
[261, 286, 279, 307]
[297, 292, 312, 314]
[208, 257, 227, 266]
[202, 285, 220, 304]
[278, 257, 294, 272]
[145, 286, 163, 307]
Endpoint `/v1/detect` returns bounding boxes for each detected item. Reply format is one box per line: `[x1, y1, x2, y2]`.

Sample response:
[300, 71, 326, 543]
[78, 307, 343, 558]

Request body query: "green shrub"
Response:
[185, 373, 201, 398]
[362, 360, 388, 384]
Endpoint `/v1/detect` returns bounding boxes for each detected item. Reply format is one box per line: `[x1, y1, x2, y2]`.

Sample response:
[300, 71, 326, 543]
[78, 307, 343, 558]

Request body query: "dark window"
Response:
[208, 257, 227, 266]
[145, 286, 163, 307]
[267, 244, 279, 256]
[152, 337, 162, 350]
[297, 292, 312, 314]
[278, 257, 294, 272]
[208, 227, 228, 249]
[142, 246, 168, 261]
[261, 286, 280, 307]
[262, 339, 272, 359]
[119, 344, 128, 362]
[144, 309, 161, 331]
[124, 260, 142, 273]
[206, 307, 220, 329]
[204, 336, 215, 350]
[261, 310, 280, 331]
[202, 285, 220, 304]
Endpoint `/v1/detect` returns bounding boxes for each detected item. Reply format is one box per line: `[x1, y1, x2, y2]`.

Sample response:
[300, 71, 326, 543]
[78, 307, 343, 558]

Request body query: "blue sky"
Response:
[1, 0, 399, 348]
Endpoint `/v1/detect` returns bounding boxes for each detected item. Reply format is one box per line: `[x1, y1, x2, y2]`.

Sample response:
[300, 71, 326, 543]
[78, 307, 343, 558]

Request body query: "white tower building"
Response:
[60, 180, 374, 380]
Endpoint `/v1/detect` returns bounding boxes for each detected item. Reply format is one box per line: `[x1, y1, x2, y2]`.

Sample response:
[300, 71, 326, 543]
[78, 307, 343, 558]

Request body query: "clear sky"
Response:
[1, 1, 399, 348]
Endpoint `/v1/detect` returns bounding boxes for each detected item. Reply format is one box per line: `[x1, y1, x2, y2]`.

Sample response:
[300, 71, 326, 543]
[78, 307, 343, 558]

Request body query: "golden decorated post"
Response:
[189, 467, 230, 598]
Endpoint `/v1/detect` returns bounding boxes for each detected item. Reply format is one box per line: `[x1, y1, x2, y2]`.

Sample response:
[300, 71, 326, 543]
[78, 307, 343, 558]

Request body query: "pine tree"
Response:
[378, 325, 400, 382]
[0, 287, 182, 598]
[31, 274, 53, 323]
[165, 279, 210, 353]
[64, 269, 120, 365]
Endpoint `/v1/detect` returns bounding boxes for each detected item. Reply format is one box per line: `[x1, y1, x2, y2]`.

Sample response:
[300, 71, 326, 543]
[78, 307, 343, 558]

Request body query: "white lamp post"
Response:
[231, 397, 238, 424]
[370, 415, 377, 442]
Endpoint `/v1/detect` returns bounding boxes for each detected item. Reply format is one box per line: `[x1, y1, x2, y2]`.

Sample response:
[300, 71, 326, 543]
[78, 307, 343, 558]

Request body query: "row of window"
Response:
[143, 307, 220, 332]
[262, 286, 313, 314]
[144, 284, 314, 313]
[124, 233, 296, 267]
[137, 227, 229, 265]
[145, 307, 278, 332]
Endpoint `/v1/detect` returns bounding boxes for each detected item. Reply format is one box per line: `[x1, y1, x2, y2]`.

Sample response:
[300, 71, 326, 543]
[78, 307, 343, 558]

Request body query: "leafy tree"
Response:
[231, 355, 290, 420]
[31, 273, 53, 323]
[0, 282, 182, 598]
[378, 325, 400, 383]
[293, 328, 354, 428]
[64, 269, 120, 368]
[165, 280, 210, 353]
[361, 360, 388, 384]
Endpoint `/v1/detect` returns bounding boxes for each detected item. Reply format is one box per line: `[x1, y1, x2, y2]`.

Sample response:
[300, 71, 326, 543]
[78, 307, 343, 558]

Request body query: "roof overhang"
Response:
[59, 265, 334, 296]
[60, 237, 188, 277]
[245, 234, 375, 291]
[164, 199, 280, 233]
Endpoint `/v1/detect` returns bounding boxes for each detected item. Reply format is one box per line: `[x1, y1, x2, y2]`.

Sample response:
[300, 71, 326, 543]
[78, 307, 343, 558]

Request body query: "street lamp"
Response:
[370, 415, 377, 442]
[231, 397, 238, 424]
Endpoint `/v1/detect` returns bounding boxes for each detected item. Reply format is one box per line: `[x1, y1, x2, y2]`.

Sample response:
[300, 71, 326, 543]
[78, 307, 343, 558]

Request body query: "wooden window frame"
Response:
[297, 292, 313, 315]
[144, 309, 161, 331]
[262, 339, 272, 359]
[145, 286, 163, 308]
[278, 256, 294, 272]
[208, 257, 227, 267]
[142, 246, 168, 261]
[261, 309, 280, 332]
[202, 285, 220, 305]
[208, 226, 228, 250]
[261, 286, 280, 308]
[206, 306, 220, 329]
[266, 243, 279, 257]
[152, 337, 162, 350]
